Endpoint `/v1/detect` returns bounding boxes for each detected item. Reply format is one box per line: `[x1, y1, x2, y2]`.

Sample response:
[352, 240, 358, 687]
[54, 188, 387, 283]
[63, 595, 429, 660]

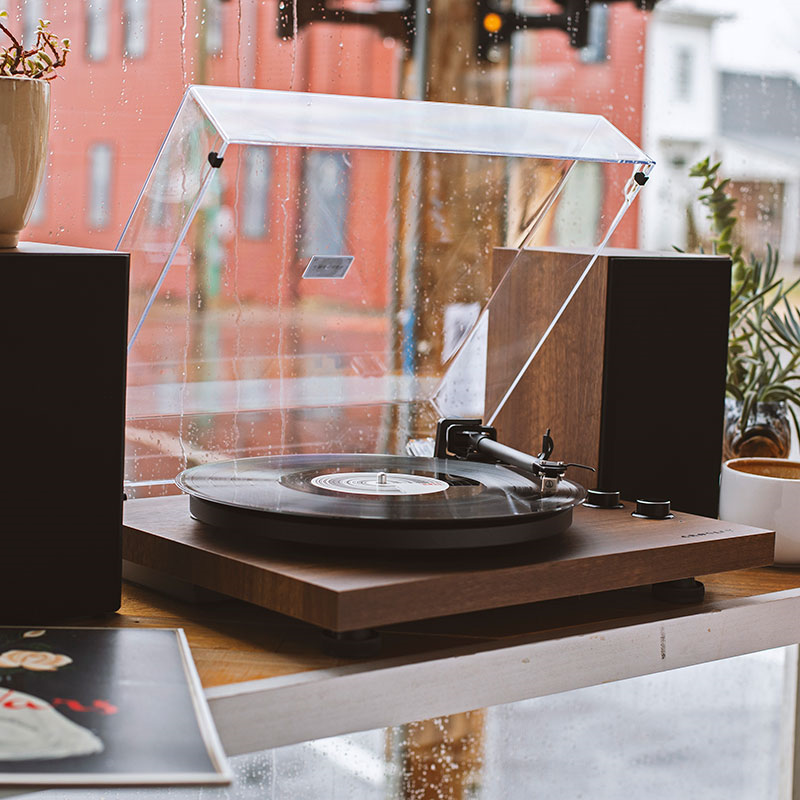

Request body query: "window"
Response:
[580, 2, 609, 64]
[22, 0, 45, 47]
[86, 0, 110, 62]
[15, 1, 800, 475]
[206, 0, 224, 55]
[554, 161, 603, 247]
[123, 0, 148, 59]
[88, 143, 113, 229]
[14, 9, 800, 792]
[300, 151, 351, 256]
[241, 147, 272, 239]
[674, 45, 694, 102]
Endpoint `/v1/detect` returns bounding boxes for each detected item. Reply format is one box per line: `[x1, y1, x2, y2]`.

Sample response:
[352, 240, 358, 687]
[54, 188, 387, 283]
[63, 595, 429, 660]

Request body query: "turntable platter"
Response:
[176, 454, 586, 550]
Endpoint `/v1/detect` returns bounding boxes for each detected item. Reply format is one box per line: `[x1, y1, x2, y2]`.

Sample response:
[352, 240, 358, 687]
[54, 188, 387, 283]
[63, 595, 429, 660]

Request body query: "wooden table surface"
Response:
[87, 565, 800, 690]
[50, 564, 800, 754]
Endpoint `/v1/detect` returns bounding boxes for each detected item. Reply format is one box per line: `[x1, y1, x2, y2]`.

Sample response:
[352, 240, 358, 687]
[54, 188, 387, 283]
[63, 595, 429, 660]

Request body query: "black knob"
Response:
[633, 498, 673, 519]
[585, 489, 622, 509]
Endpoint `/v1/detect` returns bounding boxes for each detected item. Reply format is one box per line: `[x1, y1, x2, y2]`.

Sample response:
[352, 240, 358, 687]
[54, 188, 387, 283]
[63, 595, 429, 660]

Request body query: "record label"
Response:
[309, 471, 450, 496]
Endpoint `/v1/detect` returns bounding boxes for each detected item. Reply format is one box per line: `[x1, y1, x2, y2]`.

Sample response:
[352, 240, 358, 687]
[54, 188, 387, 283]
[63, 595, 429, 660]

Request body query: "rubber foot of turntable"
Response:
[652, 578, 705, 604]
[321, 628, 382, 659]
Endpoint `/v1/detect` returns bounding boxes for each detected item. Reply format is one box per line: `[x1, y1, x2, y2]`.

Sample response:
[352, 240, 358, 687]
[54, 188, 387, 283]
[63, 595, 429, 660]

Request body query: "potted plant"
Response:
[689, 157, 800, 458]
[0, 12, 69, 247]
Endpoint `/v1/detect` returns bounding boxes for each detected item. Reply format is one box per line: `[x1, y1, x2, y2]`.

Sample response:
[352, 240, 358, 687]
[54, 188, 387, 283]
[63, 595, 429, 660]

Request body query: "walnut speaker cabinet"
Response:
[0, 243, 129, 619]
[491, 247, 731, 518]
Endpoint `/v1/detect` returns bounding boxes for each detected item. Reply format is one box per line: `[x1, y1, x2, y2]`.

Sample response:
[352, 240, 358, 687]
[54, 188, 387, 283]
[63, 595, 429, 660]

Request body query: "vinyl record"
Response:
[177, 454, 586, 549]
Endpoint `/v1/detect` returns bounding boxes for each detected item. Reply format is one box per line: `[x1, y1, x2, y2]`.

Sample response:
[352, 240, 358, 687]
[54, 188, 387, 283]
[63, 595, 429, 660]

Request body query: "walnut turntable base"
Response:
[122, 495, 774, 636]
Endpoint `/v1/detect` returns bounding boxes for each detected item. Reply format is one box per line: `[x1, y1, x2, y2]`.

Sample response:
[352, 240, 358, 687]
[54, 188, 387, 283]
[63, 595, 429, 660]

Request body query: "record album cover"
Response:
[0, 627, 230, 786]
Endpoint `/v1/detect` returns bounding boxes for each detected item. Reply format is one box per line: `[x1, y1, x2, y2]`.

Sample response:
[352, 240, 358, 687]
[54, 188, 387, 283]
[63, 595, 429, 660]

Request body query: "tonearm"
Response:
[434, 417, 594, 494]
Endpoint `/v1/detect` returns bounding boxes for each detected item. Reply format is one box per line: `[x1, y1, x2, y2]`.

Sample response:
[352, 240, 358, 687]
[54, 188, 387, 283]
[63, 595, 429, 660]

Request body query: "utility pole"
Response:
[395, 5, 506, 796]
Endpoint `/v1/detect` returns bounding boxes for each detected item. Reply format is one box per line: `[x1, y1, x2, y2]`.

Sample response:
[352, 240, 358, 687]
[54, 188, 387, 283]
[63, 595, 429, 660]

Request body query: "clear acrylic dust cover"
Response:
[118, 86, 653, 496]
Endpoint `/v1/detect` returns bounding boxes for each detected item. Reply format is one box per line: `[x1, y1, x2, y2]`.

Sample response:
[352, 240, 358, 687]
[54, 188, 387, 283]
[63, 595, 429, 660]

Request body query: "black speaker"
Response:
[0, 242, 128, 619]
[493, 248, 731, 518]
[597, 252, 731, 516]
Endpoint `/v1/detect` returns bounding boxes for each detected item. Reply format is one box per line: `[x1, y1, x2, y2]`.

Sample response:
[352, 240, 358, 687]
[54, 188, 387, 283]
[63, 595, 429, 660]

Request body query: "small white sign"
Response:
[302, 255, 354, 279]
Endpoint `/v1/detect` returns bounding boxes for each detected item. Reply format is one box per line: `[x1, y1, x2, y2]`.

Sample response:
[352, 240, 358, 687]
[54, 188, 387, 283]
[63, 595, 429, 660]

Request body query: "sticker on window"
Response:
[302, 255, 354, 279]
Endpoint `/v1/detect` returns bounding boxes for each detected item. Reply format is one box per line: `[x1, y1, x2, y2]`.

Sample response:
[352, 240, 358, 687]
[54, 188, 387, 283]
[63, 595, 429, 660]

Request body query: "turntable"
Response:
[119, 88, 773, 652]
[174, 420, 590, 549]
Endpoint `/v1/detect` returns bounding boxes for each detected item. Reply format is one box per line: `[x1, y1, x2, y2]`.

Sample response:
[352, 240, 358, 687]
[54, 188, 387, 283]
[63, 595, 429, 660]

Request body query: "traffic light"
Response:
[474, 0, 661, 61]
[476, 0, 514, 62]
[475, 0, 593, 61]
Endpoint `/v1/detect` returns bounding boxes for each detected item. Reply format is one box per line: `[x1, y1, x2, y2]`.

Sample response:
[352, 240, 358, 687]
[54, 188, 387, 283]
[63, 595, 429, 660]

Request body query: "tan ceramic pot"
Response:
[0, 76, 50, 248]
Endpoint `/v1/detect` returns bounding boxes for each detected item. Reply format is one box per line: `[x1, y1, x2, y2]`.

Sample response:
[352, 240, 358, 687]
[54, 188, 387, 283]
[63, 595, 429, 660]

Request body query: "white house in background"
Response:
[640, 4, 719, 252]
[716, 73, 800, 271]
[640, 0, 800, 272]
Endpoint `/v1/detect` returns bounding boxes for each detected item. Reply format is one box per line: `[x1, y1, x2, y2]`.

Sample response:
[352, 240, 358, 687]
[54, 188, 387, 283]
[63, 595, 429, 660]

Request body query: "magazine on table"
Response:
[0, 627, 230, 786]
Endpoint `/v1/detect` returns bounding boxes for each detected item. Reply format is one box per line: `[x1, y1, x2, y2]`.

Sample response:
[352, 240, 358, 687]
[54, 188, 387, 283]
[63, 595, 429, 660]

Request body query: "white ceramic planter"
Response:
[0, 76, 50, 248]
[719, 458, 800, 565]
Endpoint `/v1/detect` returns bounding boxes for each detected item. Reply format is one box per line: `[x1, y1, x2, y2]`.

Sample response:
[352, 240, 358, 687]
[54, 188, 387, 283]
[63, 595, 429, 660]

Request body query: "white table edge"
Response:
[204, 587, 800, 756]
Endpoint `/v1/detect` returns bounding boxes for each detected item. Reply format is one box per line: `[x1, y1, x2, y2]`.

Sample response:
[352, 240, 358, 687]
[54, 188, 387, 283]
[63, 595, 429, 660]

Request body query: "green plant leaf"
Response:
[789, 405, 800, 443]
[687, 154, 800, 438]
